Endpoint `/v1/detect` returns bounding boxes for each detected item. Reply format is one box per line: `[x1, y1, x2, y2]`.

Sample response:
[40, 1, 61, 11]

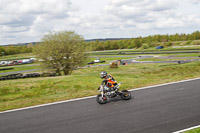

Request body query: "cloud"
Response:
[188, 0, 200, 4]
[0, 0, 73, 44]
[105, 0, 178, 17]
[0, 0, 200, 45]
[102, 0, 182, 31]
[104, 0, 200, 31]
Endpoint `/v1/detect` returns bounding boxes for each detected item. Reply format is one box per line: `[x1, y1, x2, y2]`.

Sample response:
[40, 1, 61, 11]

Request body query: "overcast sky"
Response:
[0, 0, 200, 45]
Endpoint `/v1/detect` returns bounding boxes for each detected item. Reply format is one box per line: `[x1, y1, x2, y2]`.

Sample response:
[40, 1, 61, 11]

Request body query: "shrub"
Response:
[186, 40, 192, 45]
[192, 40, 200, 45]
[165, 41, 173, 47]
[142, 43, 149, 49]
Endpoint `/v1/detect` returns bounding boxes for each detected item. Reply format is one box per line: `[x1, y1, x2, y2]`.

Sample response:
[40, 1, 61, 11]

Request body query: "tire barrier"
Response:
[22, 73, 41, 78]
[40, 72, 57, 77]
[0, 73, 23, 81]
[0, 72, 57, 81]
[0, 68, 14, 71]
[0, 73, 40, 81]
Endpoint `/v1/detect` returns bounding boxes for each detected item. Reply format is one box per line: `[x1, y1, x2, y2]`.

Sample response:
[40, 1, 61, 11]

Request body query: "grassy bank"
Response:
[0, 61, 200, 111]
[184, 127, 200, 133]
[0, 53, 34, 61]
[137, 57, 200, 62]
[0, 64, 40, 75]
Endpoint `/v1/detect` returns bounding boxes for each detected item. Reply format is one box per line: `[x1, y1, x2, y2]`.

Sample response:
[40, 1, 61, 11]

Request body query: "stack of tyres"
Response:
[22, 73, 41, 78]
[0, 73, 41, 81]
[0, 73, 22, 81]
[0, 72, 59, 81]
[0, 76, 6, 80]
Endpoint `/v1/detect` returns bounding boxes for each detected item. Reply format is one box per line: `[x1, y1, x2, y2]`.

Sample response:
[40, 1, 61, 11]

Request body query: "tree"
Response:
[0, 46, 5, 54]
[34, 31, 87, 75]
[142, 43, 149, 49]
[134, 38, 142, 48]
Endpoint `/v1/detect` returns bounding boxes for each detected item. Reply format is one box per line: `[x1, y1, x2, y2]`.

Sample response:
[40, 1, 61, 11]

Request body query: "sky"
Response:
[0, 0, 200, 45]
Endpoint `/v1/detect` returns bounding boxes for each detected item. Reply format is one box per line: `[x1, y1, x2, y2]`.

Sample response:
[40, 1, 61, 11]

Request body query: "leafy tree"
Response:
[165, 41, 173, 47]
[34, 31, 87, 75]
[85, 30, 200, 51]
[134, 38, 142, 48]
[117, 40, 124, 49]
[0, 46, 5, 53]
[142, 43, 149, 49]
[112, 41, 119, 49]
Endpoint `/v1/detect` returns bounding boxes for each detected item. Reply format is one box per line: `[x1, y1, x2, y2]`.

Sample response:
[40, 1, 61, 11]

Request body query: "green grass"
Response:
[137, 57, 164, 61]
[137, 57, 200, 62]
[0, 64, 40, 75]
[90, 54, 138, 57]
[0, 61, 200, 111]
[0, 53, 34, 61]
[91, 46, 200, 55]
[0, 55, 136, 76]
[184, 127, 200, 133]
[174, 53, 200, 57]
[88, 57, 136, 62]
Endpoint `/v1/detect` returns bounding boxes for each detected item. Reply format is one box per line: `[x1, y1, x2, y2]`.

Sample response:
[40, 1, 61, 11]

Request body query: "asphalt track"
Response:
[0, 78, 200, 133]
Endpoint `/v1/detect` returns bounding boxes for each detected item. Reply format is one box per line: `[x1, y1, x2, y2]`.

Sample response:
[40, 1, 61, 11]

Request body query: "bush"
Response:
[175, 42, 181, 45]
[186, 40, 192, 45]
[192, 40, 200, 45]
[142, 43, 149, 49]
[165, 41, 173, 47]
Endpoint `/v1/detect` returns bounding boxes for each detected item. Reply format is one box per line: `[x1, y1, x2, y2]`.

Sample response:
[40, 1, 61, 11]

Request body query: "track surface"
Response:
[0, 79, 200, 133]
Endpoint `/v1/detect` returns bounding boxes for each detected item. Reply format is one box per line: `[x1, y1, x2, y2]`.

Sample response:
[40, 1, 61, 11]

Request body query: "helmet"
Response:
[100, 71, 107, 78]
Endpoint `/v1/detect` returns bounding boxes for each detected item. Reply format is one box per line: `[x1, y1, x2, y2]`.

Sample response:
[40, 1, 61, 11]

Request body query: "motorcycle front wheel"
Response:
[96, 94, 108, 104]
[120, 90, 131, 100]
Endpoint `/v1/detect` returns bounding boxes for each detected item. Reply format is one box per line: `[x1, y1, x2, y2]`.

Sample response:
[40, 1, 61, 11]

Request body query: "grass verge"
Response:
[183, 127, 200, 133]
[0, 64, 40, 75]
[0, 53, 35, 61]
[0, 62, 200, 111]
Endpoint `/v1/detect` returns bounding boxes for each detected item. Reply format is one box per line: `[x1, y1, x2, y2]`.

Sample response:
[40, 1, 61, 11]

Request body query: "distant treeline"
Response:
[1, 31, 200, 56]
[0, 44, 33, 56]
[86, 31, 200, 51]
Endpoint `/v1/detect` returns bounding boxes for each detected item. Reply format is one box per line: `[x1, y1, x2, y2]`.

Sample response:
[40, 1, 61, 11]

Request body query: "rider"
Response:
[100, 71, 118, 91]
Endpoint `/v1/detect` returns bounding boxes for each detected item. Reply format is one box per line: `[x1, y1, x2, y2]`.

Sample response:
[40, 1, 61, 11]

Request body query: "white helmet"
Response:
[100, 71, 107, 78]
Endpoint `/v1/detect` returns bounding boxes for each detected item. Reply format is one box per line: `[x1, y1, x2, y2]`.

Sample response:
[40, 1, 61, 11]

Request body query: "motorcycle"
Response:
[96, 82, 131, 104]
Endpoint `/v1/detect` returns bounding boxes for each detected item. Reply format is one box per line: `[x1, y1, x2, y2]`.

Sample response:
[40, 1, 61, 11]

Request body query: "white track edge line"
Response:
[0, 95, 96, 114]
[1, 77, 200, 114]
[173, 125, 200, 133]
[130, 77, 200, 92]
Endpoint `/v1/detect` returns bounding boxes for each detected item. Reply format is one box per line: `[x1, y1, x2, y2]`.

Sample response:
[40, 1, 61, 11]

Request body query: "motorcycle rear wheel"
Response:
[96, 94, 108, 104]
[120, 90, 131, 100]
